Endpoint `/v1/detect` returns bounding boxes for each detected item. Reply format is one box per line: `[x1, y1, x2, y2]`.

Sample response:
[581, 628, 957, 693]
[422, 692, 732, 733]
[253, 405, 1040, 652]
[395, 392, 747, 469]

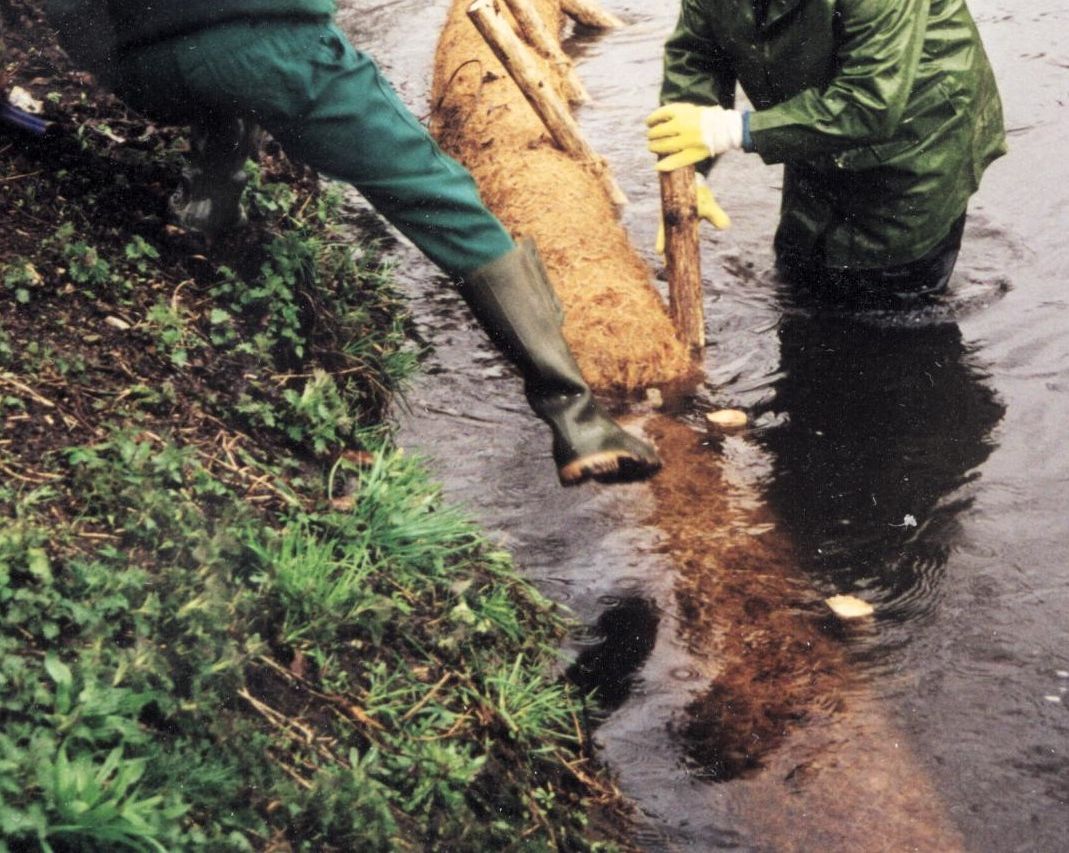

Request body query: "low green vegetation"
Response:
[0, 8, 631, 849]
[1, 429, 607, 850]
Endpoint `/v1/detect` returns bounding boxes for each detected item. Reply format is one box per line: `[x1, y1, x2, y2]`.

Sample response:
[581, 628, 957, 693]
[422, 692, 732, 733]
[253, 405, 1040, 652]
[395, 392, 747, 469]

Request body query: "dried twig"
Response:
[401, 672, 453, 722]
[237, 687, 349, 769]
[0, 372, 57, 408]
[0, 170, 41, 183]
[254, 655, 385, 736]
[0, 461, 62, 484]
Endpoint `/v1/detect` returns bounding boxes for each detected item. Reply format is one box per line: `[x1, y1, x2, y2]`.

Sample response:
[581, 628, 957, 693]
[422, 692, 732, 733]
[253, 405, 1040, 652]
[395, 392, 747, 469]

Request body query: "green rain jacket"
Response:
[661, 0, 1007, 269]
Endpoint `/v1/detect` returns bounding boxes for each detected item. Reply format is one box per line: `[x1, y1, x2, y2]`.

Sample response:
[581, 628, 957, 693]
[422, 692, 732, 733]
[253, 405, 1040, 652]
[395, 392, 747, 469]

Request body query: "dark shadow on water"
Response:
[661, 279, 1006, 790]
[755, 289, 1007, 621]
[566, 595, 660, 717]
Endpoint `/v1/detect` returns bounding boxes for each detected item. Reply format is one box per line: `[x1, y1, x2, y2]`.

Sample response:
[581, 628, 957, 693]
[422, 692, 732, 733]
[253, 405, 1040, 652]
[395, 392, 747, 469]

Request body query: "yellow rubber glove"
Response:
[646, 102, 743, 173]
[656, 177, 731, 254]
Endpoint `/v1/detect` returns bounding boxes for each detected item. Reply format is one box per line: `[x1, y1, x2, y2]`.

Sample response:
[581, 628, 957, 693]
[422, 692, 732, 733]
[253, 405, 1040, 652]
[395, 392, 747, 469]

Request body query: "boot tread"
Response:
[559, 449, 661, 486]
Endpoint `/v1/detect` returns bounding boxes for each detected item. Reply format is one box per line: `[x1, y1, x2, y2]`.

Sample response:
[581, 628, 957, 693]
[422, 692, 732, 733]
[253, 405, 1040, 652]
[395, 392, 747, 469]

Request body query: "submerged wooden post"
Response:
[467, 0, 627, 206]
[501, 0, 590, 104]
[659, 165, 705, 353]
[560, 0, 624, 29]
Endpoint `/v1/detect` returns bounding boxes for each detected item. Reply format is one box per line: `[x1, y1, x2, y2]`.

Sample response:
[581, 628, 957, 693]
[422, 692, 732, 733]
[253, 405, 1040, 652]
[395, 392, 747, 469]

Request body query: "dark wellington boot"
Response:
[459, 239, 661, 486]
[169, 117, 260, 240]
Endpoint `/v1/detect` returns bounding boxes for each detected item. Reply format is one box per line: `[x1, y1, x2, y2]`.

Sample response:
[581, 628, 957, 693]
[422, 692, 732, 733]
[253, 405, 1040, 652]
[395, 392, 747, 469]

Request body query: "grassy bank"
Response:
[1, 6, 630, 850]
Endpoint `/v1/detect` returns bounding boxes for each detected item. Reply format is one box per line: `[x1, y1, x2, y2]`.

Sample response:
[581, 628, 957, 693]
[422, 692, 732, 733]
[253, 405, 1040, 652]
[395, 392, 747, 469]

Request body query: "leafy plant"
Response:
[144, 299, 203, 368]
[35, 746, 186, 852]
[2, 257, 44, 304]
[64, 240, 111, 289]
[253, 524, 394, 650]
[123, 235, 161, 273]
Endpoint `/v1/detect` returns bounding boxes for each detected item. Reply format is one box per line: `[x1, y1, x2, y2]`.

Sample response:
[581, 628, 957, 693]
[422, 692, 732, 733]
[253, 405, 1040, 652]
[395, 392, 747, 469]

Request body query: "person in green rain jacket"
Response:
[39, 0, 661, 486]
[646, 0, 1007, 302]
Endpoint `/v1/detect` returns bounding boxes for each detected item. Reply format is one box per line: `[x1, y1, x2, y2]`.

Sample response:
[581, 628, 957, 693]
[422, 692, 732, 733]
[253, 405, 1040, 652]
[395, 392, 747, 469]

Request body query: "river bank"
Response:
[0, 5, 638, 849]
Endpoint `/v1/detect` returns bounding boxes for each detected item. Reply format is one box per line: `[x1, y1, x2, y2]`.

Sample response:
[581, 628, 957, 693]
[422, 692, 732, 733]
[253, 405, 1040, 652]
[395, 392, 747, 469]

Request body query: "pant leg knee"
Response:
[267, 30, 513, 275]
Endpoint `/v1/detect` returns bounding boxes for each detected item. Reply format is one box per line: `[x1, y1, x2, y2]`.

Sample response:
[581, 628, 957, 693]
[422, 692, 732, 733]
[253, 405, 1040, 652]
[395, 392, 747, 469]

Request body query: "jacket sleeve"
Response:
[660, 0, 736, 109]
[749, 0, 929, 164]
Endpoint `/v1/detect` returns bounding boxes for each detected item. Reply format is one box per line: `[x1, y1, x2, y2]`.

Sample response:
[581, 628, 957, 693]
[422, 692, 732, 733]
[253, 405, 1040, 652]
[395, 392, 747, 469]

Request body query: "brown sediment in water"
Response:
[646, 416, 965, 850]
[644, 417, 842, 777]
[430, 0, 695, 393]
[430, 4, 965, 848]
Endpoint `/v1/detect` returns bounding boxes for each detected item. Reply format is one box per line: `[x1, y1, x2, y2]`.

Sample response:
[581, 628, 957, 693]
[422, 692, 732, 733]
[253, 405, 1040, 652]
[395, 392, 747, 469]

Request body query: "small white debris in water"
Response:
[1056, 670, 1069, 679]
[706, 409, 748, 432]
[891, 514, 918, 528]
[825, 594, 875, 619]
[1043, 695, 1062, 704]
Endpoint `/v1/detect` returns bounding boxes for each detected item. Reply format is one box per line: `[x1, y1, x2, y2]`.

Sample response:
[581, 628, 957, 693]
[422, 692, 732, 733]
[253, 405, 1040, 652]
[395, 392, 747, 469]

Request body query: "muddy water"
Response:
[339, 1, 1069, 849]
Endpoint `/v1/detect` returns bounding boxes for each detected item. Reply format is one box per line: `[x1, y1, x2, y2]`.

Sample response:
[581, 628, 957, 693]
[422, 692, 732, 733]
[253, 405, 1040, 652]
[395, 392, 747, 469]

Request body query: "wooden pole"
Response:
[560, 0, 624, 29]
[659, 165, 705, 354]
[468, 0, 626, 206]
[501, 0, 590, 104]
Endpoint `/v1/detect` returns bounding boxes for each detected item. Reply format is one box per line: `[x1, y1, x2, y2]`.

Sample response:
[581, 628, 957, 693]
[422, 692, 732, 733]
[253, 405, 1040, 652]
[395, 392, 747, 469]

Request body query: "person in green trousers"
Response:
[43, 0, 660, 486]
[645, 0, 1007, 304]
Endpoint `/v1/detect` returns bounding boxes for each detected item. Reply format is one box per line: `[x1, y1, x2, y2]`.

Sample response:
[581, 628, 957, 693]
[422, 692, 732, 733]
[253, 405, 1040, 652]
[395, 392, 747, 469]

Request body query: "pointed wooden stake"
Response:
[501, 0, 590, 104]
[467, 0, 627, 206]
[560, 0, 624, 29]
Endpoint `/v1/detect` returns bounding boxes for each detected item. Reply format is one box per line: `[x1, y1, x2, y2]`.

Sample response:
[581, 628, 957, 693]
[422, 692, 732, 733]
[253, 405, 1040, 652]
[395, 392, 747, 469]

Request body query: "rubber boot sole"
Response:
[558, 450, 662, 486]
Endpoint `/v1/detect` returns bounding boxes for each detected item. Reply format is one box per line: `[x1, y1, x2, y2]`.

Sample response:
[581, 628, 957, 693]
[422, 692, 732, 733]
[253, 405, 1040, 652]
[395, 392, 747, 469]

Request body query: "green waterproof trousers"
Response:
[113, 17, 513, 277]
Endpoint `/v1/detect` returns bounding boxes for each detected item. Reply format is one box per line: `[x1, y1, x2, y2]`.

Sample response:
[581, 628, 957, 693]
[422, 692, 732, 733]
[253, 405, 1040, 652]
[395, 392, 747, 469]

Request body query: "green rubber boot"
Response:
[459, 239, 661, 486]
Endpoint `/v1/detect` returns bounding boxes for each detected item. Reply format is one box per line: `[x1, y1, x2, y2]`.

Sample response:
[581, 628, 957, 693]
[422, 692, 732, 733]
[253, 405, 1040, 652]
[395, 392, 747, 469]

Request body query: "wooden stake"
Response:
[501, 0, 590, 104]
[560, 0, 624, 29]
[467, 0, 627, 206]
[659, 165, 705, 353]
